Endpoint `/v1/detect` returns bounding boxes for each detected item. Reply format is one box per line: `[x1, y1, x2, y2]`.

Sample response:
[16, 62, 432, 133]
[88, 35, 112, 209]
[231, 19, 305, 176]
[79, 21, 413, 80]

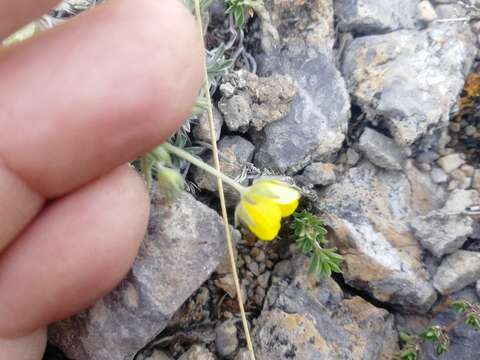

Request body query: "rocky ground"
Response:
[45, 0, 480, 359]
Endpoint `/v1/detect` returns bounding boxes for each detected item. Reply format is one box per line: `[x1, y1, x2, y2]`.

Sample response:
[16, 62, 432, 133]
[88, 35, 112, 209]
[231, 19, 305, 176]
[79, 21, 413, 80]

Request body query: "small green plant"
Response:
[395, 300, 480, 360]
[290, 210, 343, 278]
[225, 0, 262, 28]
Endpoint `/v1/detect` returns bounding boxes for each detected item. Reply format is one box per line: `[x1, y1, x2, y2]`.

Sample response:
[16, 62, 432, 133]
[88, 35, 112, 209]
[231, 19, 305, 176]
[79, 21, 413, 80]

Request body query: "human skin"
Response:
[0, 0, 203, 358]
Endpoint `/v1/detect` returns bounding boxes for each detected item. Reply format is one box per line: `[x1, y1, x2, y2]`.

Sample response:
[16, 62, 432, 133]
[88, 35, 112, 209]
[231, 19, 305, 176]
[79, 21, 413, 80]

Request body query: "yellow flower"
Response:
[235, 179, 300, 241]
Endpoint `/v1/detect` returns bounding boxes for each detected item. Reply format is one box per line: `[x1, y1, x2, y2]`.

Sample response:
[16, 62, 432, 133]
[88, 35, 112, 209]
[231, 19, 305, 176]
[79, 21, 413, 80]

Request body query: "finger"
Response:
[0, 163, 43, 251]
[0, 165, 150, 337]
[0, 0, 58, 40]
[0, 328, 46, 360]
[0, 0, 203, 198]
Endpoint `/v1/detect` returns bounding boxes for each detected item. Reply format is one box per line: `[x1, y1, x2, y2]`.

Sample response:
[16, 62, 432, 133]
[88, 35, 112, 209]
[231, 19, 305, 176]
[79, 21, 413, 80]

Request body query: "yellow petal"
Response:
[278, 199, 299, 217]
[239, 198, 282, 241]
[248, 179, 300, 217]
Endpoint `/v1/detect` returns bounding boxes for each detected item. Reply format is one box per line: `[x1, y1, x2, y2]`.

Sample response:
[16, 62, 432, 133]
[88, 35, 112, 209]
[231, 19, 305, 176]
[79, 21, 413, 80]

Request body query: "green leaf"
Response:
[421, 328, 439, 341]
[466, 314, 480, 329]
[452, 300, 469, 313]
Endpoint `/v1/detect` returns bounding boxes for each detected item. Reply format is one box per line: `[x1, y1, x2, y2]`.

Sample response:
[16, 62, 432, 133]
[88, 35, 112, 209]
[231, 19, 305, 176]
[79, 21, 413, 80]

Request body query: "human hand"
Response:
[0, 0, 202, 358]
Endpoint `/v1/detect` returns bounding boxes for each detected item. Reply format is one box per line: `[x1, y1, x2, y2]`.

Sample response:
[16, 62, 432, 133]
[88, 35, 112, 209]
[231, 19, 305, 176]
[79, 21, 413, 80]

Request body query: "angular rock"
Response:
[253, 255, 398, 359]
[335, 0, 418, 34]
[301, 162, 337, 186]
[436, 3, 468, 19]
[218, 70, 297, 132]
[434, 250, 480, 295]
[178, 345, 216, 360]
[254, 0, 350, 173]
[417, 1, 438, 23]
[193, 136, 255, 201]
[410, 211, 477, 257]
[192, 106, 223, 143]
[316, 161, 444, 312]
[218, 94, 251, 132]
[437, 153, 466, 173]
[49, 191, 237, 360]
[430, 167, 448, 184]
[358, 128, 406, 170]
[342, 23, 476, 146]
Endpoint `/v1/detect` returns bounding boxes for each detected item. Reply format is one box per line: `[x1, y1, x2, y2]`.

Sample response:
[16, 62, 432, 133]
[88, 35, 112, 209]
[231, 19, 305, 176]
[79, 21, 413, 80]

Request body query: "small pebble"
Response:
[257, 271, 271, 289]
[431, 167, 448, 184]
[447, 180, 460, 191]
[273, 260, 293, 278]
[465, 125, 477, 136]
[460, 164, 475, 177]
[247, 261, 260, 276]
[437, 153, 466, 173]
[346, 148, 361, 166]
[254, 287, 266, 305]
[449, 122, 461, 132]
[417, 0, 437, 22]
[416, 151, 439, 164]
[417, 163, 431, 172]
[215, 321, 239, 358]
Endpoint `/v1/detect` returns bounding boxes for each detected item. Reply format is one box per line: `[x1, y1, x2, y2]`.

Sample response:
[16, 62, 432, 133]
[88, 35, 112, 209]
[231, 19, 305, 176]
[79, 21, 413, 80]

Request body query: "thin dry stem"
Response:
[193, 1, 257, 359]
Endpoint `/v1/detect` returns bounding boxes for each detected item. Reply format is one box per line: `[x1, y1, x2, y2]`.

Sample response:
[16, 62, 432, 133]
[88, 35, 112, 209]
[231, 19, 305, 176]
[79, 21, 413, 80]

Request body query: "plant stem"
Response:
[161, 142, 246, 194]
[193, 1, 257, 359]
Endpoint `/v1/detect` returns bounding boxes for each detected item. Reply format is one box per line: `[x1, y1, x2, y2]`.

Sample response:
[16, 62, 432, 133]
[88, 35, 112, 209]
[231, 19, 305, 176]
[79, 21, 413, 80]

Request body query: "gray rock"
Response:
[433, 250, 480, 295]
[342, 23, 476, 146]
[254, 0, 350, 173]
[358, 128, 406, 170]
[193, 136, 255, 201]
[436, 4, 468, 19]
[316, 161, 445, 313]
[335, 0, 417, 34]
[219, 70, 297, 132]
[430, 167, 448, 184]
[178, 345, 216, 360]
[410, 212, 476, 257]
[215, 321, 238, 357]
[301, 162, 337, 186]
[416, 151, 439, 164]
[253, 255, 398, 359]
[346, 148, 361, 166]
[437, 153, 466, 173]
[218, 94, 252, 132]
[192, 107, 223, 143]
[49, 191, 237, 360]
[477, 280, 480, 297]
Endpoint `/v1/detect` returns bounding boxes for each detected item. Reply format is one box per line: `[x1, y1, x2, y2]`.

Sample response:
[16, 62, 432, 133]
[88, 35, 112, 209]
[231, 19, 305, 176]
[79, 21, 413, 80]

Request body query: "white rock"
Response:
[433, 250, 480, 295]
[417, 1, 437, 22]
[437, 153, 466, 173]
